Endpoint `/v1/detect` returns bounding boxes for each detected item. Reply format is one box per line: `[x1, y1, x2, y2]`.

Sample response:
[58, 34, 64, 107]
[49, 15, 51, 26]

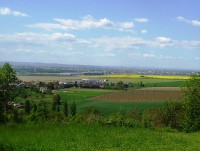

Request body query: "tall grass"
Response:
[1, 123, 200, 150]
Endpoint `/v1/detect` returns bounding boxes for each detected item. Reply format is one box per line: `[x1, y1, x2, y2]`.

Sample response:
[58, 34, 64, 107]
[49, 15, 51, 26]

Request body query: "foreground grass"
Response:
[0, 123, 200, 151]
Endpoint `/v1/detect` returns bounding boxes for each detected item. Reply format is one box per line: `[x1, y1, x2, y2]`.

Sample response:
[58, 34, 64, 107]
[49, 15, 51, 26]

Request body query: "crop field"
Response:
[90, 87, 183, 102]
[53, 88, 175, 115]
[94, 74, 190, 80]
[17, 75, 83, 82]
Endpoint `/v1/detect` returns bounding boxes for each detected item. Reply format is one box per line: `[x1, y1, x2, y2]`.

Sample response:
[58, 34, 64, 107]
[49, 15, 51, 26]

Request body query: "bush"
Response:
[182, 74, 200, 132]
[124, 109, 142, 127]
[142, 108, 163, 128]
[73, 106, 102, 124]
[161, 102, 184, 130]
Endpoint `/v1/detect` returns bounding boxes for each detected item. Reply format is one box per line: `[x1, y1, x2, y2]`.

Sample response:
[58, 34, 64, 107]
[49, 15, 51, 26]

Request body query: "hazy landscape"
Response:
[0, 0, 200, 150]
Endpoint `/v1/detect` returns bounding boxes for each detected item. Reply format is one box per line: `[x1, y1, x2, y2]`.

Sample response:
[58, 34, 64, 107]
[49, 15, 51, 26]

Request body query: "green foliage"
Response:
[25, 100, 31, 114]
[73, 106, 101, 124]
[46, 82, 54, 90]
[0, 103, 6, 123]
[64, 101, 68, 117]
[161, 102, 184, 130]
[142, 108, 163, 128]
[0, 63, 19, 123]
[52, 94, 61, 111]
[0, 63, 19, 102]
[182, 74, 200, 132]
[70, 101, 76, 116]
[32, 104, 37, 112]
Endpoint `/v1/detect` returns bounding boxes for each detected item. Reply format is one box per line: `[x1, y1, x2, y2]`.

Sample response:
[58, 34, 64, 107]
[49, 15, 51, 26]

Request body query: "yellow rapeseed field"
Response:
[98, 74, 190, 80]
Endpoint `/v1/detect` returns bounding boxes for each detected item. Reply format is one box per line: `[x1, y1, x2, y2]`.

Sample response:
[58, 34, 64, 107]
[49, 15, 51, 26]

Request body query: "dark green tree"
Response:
[52, 94, 61, 112]
[64, 101, 68, 117]
[0, 63, 19, 102]
[33, 103, 37, 112]
[0, 63, 19, 123]
[47, 82, 54, 90]
[182, 74, 200, 132]
[116, 81, 124, 89]
[25, 100, 31, 114]
[70, 101, 76, 116]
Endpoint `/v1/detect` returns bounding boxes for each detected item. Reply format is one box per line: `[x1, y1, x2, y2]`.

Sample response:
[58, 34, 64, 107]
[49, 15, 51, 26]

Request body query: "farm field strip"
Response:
[91, 74, 190, 80]
[18, 74, 189, 82]
[139, 87, 181, 91]
[90, 89, 183, 102]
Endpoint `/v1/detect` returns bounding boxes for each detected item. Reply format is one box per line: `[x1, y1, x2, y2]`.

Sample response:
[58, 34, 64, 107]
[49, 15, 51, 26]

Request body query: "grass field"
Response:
[1, 123, 200, 151]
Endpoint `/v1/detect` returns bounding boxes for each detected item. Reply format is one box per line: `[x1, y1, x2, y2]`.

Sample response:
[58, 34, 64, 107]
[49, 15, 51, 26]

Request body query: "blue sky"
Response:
[0, 0, 200, 70]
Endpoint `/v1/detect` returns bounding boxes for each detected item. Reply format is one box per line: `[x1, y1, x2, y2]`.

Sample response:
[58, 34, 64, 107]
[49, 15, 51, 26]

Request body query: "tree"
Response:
[52, 94, 61, 112]
[182, 74, 200, 132]
[47, 82, 54, 90]
[64, 101, 68, 117]
[70, 101, 76, 116]
[0, 63, 19, 123]
[25, 100, 31, 114]
[0, 63, 19, 102]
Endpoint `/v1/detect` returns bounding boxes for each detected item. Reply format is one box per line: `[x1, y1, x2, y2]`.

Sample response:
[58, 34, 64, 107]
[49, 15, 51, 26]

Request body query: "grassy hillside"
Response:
[1, 123, 200, 151]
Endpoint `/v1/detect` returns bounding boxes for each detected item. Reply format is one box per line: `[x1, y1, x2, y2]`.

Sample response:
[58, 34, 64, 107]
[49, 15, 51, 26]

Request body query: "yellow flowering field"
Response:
[97, 74, 190, 80]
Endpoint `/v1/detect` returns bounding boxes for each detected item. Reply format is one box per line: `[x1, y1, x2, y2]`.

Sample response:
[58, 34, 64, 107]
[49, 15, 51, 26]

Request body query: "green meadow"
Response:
[1, 123, 200, 151]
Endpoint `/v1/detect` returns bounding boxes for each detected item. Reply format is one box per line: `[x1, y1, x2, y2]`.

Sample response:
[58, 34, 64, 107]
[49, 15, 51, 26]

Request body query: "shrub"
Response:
[142, 108, 163, 128]
[124, 109, 142, 127]
[182, 74, 200, 132]
[73, 106, 102, 124]
[161, 102, 184, 130]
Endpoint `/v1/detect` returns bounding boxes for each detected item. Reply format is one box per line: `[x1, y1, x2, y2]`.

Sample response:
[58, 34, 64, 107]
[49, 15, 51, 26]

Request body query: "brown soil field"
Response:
[17, 76, 82, 82]
[139, 87, 181, 91]
[90, 88, 183, 102]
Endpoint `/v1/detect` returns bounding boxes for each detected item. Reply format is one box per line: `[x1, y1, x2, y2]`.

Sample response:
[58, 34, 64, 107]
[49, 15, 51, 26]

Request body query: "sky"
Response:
[0, 0, 200, 70]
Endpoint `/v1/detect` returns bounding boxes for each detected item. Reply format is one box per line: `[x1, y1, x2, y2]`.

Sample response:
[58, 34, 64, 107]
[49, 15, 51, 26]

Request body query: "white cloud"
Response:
[134, 18, 149, 23]
[143, 53, 155, 58]
[27, 23, 67, 31]
[119, 22, 134, 29]
[141, 29, 147, 34]
[93, 36, 200, 51]
[0, 33, 200, 63]
[156, 37, 172, 43]
[176, 16, 200, 27]
[154, 37, 173, 47]
[129, 53, 183, 60]
[93, 36, 149, 51]
[54, 16, 114, 30]
[27, 15, 136, 32]
[28, 16, 115, 31]
[0, 7, 29, 17]
[194, 57, 200, 60]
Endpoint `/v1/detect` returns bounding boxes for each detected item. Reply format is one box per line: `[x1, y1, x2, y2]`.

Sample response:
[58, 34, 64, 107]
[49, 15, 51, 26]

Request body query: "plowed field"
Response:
[90, 87, 183, 102]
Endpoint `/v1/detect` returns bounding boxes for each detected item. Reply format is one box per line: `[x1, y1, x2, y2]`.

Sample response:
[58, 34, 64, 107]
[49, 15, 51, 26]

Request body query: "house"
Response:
[39, 87, 51, 93]
[79, 79, 100, 88]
